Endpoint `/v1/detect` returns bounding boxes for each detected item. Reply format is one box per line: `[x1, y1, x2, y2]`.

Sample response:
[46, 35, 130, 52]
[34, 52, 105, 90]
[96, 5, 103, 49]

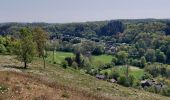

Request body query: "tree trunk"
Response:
[53, 50, 55, 63]
[43, 57, 46, 68]
[126, 64, 129, 78]
[24, 61, 27, 69]
[53, 47, 56, 63]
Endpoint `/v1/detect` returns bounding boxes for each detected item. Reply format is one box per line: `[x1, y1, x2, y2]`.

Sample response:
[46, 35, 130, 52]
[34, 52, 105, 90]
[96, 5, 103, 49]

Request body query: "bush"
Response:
[141, 72, 153, 80]
[0, 44, 7, 53]
[71, 38, 81, 44]
[92, 45, 104, 55]
[61, 92, 70, 98]
[161, 87, 170, 96]
[61, 61, 68, 69]
[166, 67, 170, 78]
[118, 75, 134, 87]
[146, 86, 158, 93]
[118, 75, 127, 86]
[72, 61, 78, 69]
[65, 57, 73, 66]
[145, 63, 168, 77]
[110, 70, 120, 80]
[0, 84, 8, 93]
[88, 68, 99, 76]
[112, 56, 118, 65]
[99, 63, 113, 70]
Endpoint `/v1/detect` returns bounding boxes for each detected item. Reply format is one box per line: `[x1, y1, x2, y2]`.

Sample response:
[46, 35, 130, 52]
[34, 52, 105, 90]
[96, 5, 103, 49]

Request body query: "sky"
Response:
[0, 0, 170, 23]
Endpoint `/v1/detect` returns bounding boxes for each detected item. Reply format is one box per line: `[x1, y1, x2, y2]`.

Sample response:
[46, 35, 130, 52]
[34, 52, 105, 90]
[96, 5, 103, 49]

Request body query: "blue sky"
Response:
[0, 0, 170, 23]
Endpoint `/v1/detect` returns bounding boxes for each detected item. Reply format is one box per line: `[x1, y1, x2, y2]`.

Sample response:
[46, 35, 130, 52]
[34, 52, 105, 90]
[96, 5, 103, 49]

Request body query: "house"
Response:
[109, 78, 117, 83]
[140, 79, 155, 88]
[95, 74, 106, 80]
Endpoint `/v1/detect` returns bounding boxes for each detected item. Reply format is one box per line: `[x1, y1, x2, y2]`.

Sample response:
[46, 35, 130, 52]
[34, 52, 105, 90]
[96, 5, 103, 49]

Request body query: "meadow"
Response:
[46, 51, 144, 80]
[46, 51, 113, 66]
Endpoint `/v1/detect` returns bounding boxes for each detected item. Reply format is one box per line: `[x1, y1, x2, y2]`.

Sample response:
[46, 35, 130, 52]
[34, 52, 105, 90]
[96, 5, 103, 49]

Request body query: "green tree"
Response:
[155, 49, 166, 63]
[33, 27, 48, 68]
[145, 49, 156, 63]
[116, 51, 129, 77]
[51, 39, 59, 63]
[140, 56, 146, 68]
[116, 51, 128, 65]
[17, 28, 35, 68]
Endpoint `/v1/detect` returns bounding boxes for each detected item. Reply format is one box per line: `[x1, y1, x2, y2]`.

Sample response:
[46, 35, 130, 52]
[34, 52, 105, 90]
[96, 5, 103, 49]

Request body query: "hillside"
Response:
[0, 55, 169, 100]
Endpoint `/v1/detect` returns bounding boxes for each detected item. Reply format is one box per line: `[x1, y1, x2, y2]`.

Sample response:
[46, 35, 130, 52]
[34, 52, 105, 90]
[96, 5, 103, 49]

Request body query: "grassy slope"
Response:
[0, 71, 101, 100]
[0, 55, 169, 100]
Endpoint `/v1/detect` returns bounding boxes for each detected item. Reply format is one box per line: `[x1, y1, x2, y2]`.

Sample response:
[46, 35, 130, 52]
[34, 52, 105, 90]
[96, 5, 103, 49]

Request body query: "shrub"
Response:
[118, 75, 135, 87]
[0, 44, 7, 53]
[61, 92, 70, 98]
[88, 68, 99, 76]
[92, 45, 104, 55]
[141, 72, 153, 80]
[161, 87, 170, 97]
[110, 70, 120, 80]
[118, 75, 127, 86]
[166, 67, 170, 78]
[0, 84, 8, 93]
[146, 86, 158, 93]
[72, 61, 78, 69]
[145, 63, 168, 77]
[61, 61, 68, 69]
[112, 56, 118, 65]
[65, 57, 73, 66]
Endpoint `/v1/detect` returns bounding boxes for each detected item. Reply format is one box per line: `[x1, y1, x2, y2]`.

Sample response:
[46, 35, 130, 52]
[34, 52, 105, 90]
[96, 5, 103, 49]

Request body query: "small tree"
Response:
[33, 27, 48, 68]
[140, 56, 146, 68]
[17, 28, 35, 68]
[51, 39, 59, 63]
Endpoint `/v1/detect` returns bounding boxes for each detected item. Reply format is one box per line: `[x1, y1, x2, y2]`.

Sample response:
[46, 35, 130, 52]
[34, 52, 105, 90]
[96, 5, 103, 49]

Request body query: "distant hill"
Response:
[0, 19, 170, 37]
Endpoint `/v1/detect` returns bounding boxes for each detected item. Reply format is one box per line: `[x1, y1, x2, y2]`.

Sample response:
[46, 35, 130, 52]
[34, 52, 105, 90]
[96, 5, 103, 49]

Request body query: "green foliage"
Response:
[118, 75, 126, 86]
[92, 45, 104, 55]
[112, 56, 118, 65]
[145, 49, 156, 63]
[16, 28, 36, 68]
[160, 87, 170, 97]
[166, 67, 170, 78]
[0, 84, 8, 93]
[61, 61, 68, 69]
[33, 27, 48, 57]
[145, 63, 168, 77]
[141, 72, 153, 80]
[0, 44, 6, 53]
[65, 57, 73, 66]
[117, 74, 135, 87]
[116, 51, 128, 65]
[99, 20, 125, 36]
[61, 92, 70, 98]
[155, 49, 166, 63]
[110, 69, 120, 80]
[146, 86, 159, 94]
[71, 61, 78, 69]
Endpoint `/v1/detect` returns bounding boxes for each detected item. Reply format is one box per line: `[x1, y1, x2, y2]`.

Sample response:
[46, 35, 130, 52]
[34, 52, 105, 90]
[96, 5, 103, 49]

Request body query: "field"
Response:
[100, 66, 144, 79]
[46, 51, 74, 64]
[91, 54, 113, 66]
[46, 51, 144, 79]
[0, 55, 169, 100]
[46, 51, 113, 66]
